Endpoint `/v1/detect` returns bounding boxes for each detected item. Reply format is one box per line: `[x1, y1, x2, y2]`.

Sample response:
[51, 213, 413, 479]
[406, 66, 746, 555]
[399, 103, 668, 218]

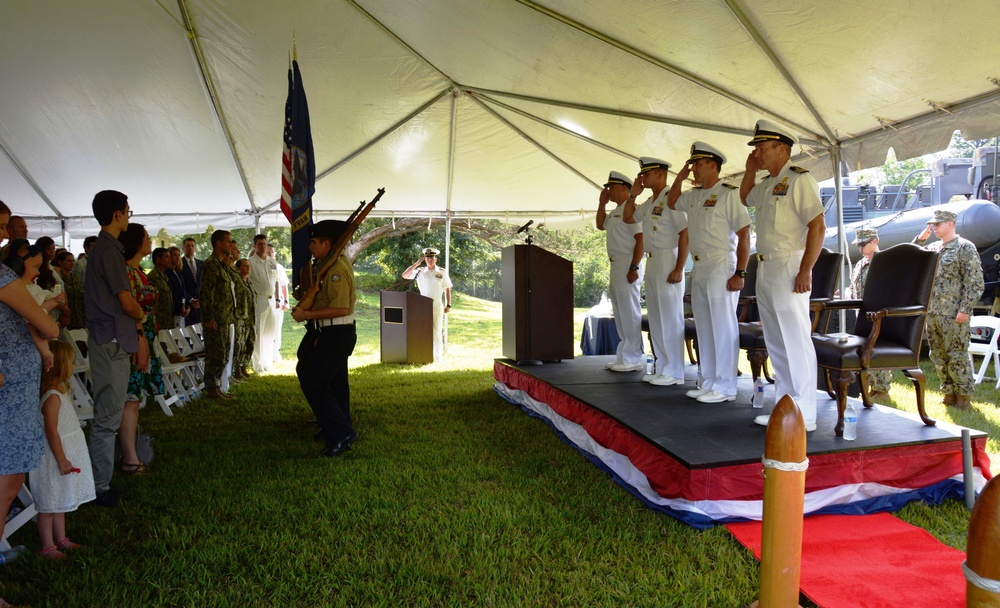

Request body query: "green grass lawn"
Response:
[1, 290, 995, 607]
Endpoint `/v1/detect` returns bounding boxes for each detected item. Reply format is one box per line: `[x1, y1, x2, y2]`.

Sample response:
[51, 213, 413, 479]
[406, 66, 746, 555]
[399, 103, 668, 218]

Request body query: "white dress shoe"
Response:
[685, 387, 710, 399]
[650, 376, 684, 386]
[605, 361, 621, 369]
[753, 414, 817, 432]
[642, 374, 661, 383]
[609, 362, 644, 372]
[696, 389, 736, 403]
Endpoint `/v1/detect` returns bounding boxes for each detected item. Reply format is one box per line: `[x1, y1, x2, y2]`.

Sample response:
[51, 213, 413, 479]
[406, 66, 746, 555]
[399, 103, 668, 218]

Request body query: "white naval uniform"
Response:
[604, 204, 644, 365]
[746, 160, 825, 423]
[272, 262, 289, 361]
[634, 189, 687, 379]
[676, 182, 750, 397]
[248, 253, 278, 373]
[414, 265, 453, 361]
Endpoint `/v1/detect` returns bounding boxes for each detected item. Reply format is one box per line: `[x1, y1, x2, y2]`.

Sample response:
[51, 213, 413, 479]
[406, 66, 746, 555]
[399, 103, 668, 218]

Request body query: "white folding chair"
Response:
[0, 484, 37, 551]
[969, 315, 1000, 389]
[153, 332, 202, 414]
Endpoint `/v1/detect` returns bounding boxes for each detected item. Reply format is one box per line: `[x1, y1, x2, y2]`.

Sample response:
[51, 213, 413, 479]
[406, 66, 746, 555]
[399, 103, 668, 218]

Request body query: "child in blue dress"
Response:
[29, 340, 95, 559]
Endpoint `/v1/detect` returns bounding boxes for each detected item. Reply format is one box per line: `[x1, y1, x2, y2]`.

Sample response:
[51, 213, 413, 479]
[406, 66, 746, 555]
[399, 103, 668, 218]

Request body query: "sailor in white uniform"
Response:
[402, 247, 453, 361]
[668, 142, 751, 403]
[740, 120, 826, 431]
[623, 157, 689, 386]
[596, 171, 645, 371]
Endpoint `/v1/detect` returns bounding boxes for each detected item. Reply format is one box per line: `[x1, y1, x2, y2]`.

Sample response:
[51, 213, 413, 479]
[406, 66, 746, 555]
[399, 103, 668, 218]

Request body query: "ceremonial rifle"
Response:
[294, 187, 385, 311]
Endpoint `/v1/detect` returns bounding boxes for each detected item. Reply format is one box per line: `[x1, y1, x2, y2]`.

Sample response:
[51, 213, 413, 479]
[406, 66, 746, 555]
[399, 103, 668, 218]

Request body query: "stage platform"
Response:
[493, 356, 992, 529]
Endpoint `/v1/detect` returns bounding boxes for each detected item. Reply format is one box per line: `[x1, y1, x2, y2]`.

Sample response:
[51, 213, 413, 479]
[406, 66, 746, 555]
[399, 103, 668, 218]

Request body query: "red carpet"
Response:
[726, 513, 966, 607]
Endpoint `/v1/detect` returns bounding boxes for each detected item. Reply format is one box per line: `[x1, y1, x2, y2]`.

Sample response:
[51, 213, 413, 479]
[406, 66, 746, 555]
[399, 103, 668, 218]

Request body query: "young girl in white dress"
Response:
[29, 340, 95, 559]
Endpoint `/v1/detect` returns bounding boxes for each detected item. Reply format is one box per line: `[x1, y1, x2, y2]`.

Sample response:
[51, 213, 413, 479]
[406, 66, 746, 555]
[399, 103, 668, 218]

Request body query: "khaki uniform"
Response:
[848, 256, 892, 393]
[147, 267, 175, 331]
[914, 235, 984, 396]
[199, 254, 236, 389]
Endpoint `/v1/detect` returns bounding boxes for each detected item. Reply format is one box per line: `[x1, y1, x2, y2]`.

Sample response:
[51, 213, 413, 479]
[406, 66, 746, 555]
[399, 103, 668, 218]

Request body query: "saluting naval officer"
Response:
[847, 228, 893, 401]
[596, 171, 645, 372]
[913, 209, 984, 409]
[401, 247, 453, 361]
[293, 220, 358, 457]
[740, 120, 825, 431]
[623, 157, 689, 386]
[668, 142, 751, 403]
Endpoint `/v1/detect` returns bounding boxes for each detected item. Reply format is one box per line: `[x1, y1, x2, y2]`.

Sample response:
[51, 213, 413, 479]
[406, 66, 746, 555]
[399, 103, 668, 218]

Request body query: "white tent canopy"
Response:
[2, 0, 1000, 239]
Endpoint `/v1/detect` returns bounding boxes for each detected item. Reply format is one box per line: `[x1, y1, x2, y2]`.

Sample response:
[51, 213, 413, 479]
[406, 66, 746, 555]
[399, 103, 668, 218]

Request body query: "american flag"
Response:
[281, 59, 315, 292]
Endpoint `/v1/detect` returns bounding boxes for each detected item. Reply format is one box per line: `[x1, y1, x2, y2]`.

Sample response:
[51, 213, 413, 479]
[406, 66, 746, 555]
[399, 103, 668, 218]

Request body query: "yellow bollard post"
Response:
[758, 395, 807, 608]
[967, 476, 1000, 606]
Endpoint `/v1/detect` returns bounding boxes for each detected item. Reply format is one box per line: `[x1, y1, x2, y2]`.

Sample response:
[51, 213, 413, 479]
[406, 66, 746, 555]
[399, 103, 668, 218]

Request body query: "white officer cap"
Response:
[604, 171, 634, 188]
[686, 141, 727, 167]
[747, 119, 799, 146]
[422, 247, 439, 257]
[638, 157, 671, 175]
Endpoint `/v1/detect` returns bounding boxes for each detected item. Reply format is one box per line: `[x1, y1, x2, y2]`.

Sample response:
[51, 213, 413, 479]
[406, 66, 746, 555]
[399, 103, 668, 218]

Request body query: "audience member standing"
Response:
[596, 171, 645, 372]
[199, 230, 236, 400]
[668, 142, 751, 403]
[740, 121, 825, 432]
[84, 191, 146, 506]
[166, 246, 190, 329]
[624, 157, 689, 386]
[269, 244, 289, 362]
[0, 215, 28, 261]
[914, 210, 985, 409]
[247, 234, 277, 373]
[181, 237, 203, 326]
[147, 247, 176, 332]
[0, 201, 60, 574]
[55, 250, 86, 330]
[73, 235, 97, 285]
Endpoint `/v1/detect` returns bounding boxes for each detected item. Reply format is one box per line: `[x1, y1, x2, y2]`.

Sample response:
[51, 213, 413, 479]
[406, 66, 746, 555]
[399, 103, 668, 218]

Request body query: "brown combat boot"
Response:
[952, 395, 971, 409]
[942, 393, 956, 406]
[206, 388, 231, 400]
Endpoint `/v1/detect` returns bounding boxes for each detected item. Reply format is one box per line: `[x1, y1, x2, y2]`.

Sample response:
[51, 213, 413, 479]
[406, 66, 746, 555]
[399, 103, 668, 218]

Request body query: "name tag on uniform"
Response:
[703, 195, 718, 208]
[772, 178, 789, 196]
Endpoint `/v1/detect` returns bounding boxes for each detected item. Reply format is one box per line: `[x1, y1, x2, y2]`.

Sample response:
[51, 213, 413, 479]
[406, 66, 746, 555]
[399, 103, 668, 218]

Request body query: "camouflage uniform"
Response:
[848, 255, 893, 393]
[232, 270, 256, 369]
[914, 233, 984, 397]
[147, 267, 175, 331]
[60, 271, 87, 330]
[199, 254, 236, 389]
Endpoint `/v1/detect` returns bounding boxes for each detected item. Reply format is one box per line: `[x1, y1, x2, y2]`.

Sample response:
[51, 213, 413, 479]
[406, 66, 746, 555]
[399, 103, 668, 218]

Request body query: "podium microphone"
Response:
[516, 219, 534, 234]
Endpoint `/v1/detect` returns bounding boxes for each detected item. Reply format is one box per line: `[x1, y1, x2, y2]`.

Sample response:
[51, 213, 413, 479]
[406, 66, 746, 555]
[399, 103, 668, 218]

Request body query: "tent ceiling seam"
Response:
[0, 134, 63, 218]
[176, 0, 258, 212]
[723, 0, 835, 144]
[259, 88, 453, 214]
[461, 86, 824, 147]
[468, 95, 600, 189]
[472, 92, 638, 161]
[513, 0, 821, 142]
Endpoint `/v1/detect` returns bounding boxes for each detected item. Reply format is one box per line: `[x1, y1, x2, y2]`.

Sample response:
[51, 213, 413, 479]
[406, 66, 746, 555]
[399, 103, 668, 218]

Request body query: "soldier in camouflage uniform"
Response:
[199, 230, 236, 400]
[55, 250, 87, 330]
[233, 256, 257, 379]
[914, 209, 985, 409]
[147, 247, 176, 331]
[848, 228, 893, 400]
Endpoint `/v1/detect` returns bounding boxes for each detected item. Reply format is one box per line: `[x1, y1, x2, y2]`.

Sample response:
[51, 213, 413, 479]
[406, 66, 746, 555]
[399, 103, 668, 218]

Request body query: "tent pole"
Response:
[831, 146, 848, 332]
[442, 92, 459, 356]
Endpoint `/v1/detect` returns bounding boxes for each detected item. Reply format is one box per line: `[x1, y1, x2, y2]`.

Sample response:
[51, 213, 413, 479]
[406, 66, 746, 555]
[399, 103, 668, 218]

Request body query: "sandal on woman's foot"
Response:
[38, 545, 65, 560]
[56, 538, 82, 551]
[118, 462, 146, 475]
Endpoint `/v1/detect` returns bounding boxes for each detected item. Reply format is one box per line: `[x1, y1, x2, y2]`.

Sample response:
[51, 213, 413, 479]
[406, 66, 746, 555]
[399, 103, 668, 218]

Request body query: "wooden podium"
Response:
[380, 290, 434, 364]
[502, 244, 574, 362]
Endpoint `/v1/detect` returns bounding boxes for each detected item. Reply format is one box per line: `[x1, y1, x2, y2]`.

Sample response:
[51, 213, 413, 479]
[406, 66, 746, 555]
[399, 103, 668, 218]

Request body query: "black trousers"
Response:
[296, 324, 357, 443]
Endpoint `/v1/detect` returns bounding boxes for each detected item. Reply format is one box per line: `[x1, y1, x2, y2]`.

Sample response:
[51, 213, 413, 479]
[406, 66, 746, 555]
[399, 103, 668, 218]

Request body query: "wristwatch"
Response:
[629, 264, 640, 271]
[735, 269, 747, 278]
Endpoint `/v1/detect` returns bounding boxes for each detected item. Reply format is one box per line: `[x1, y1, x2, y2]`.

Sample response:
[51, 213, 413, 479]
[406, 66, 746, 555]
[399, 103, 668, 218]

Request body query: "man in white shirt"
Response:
[740, 120, 826, 431]
[668, 142, 751, 403]
[597, 171, 645, 372]
[247, 234, 277, 373]
[624, 158, 689, 386]
[268, 244, 289, 362]
[402, 247, 453, 361]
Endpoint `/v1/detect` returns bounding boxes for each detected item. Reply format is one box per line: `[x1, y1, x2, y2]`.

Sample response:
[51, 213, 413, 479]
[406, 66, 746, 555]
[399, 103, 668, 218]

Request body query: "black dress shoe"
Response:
[320, 431, 359, 457]
[314, 429, 326, 442]
[94, 488, 120, 508]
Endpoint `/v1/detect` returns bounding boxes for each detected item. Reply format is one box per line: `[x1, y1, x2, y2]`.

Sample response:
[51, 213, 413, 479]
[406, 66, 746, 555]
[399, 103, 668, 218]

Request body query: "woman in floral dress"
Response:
[117, 224, 164, 474]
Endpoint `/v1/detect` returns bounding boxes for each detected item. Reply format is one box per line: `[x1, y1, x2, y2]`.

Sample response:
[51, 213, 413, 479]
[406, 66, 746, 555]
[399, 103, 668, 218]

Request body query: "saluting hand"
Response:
[675, 163, 691, 183]
[599, 187, 611, 206]
[630, 176, 645, 198]
[745, 150, 764, 173]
